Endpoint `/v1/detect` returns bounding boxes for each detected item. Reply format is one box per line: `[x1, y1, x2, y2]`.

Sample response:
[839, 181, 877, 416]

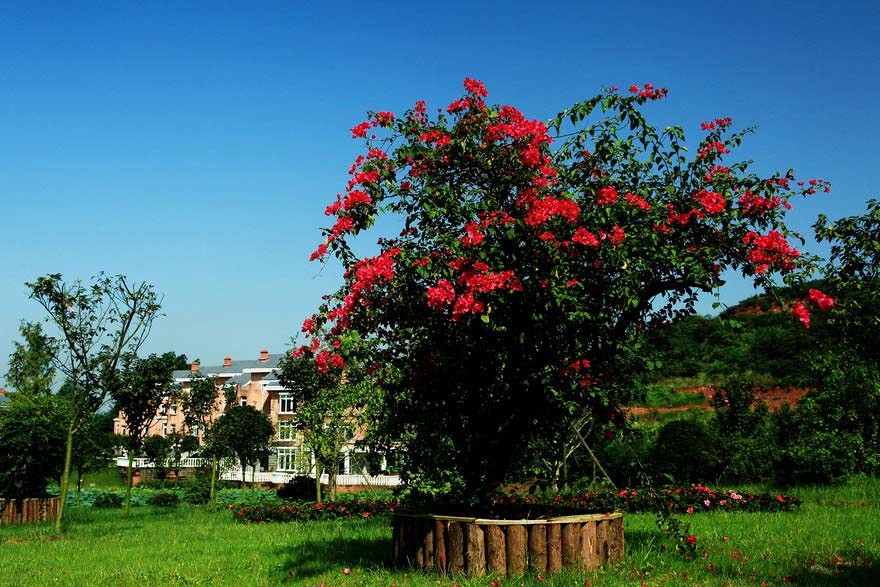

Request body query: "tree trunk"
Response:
[125, 452, 135, 515]
[209, 454, 218, 501]
[315, 465, 322, 502]
[54, 424, 75, 534]
[240, 458, 247, 502]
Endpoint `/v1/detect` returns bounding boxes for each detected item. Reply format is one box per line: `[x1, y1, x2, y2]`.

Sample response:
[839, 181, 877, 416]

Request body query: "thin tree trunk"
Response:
[125, 451, 135, 515]
[240, 459, 246, 501]
[315, 461, 322, 502]
[55, 424, 75, 534]
[209, 454, 217, 501]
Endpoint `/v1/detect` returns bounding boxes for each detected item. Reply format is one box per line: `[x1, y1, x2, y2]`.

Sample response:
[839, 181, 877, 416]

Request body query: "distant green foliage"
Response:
[92, 492, 124, 508]
[276, 476, 316, 501]
[651, 419, 719, 484]
[146, 490, 180, 507]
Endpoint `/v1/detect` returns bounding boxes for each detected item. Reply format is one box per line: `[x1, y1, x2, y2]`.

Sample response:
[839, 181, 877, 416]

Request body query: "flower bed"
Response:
[232, 498, 398, 523]
[231, 486, 798, 523]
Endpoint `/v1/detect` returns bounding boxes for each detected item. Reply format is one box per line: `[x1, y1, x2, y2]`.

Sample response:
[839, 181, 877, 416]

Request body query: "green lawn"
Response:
[1, 477, 877, 586]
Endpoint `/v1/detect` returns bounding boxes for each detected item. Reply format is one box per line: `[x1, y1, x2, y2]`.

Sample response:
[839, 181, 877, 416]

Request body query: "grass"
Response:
[1, 477, 878, 586]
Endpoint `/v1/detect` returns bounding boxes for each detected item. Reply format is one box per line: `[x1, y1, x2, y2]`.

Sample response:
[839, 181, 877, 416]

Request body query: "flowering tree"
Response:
[300, 79, 832, 506]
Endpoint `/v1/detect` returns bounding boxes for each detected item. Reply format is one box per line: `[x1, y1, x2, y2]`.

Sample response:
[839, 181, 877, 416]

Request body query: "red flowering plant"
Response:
[300, 79, 831, 508]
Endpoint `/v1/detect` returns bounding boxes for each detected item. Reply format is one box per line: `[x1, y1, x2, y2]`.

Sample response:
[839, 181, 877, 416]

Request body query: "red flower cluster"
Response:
[524, 195, 581, 226]
[697, 141, 731, 159]
[595, 186, 619, 205]
[485, 104, 554, 170]
[463, 77, 488, 97]
[694, 189, 726, 214]
[808, 288, 834, 311]
[738, 190, 791, 217]
[426, 258, 522, 321]
[703, 165, 730, 182]
[572, 227, 600, 247]
[791, 301, 811, 328]
[743, 230, 800, 274]
[624, 193, 650, 211]
[600, 226, 626, 246]
[628, 83, 668, 100]
[700, 117, 733, 131]
[350, 111, 396, 138]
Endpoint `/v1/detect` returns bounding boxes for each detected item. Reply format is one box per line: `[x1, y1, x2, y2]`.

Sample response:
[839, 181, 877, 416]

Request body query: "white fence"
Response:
[116, 456, 401, 487]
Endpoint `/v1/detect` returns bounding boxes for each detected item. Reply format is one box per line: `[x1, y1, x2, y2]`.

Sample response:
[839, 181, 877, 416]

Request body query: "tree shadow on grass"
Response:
[276, 534, 392, 580]
[784, 550, 879, 587]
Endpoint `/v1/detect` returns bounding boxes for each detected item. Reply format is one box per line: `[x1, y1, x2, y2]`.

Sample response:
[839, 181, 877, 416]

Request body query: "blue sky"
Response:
[2, 1, 878, 386]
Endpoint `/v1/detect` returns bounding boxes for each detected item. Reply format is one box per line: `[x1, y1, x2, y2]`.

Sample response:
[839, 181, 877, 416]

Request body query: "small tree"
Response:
[180, 373, 229, 500]
[26, 273, 162, 531]
[277, 352, 371, 500]
[301, 79, 833, 507]
[1, 321, 67, 515]
[209, 405, 274, 500]
[6, 322, 56, 396]
[0, 393, 68, 513]
[114, 352, 180, 513]
[70, 411, 117, 503]
[142, 434, 173, 483]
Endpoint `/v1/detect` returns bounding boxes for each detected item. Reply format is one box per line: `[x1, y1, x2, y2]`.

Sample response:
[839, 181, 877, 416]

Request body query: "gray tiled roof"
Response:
[172, 353, 286, 380]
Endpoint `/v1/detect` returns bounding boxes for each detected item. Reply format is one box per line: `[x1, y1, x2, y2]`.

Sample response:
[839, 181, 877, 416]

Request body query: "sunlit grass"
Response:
[2, 477, 877, 586]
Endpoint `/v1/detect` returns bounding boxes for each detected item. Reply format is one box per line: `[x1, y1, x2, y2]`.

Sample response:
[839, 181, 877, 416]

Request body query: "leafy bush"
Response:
[595, 426, 655, 488]
[92, 491, 124, 508]
[146, 490, 180, 507]
[182, 476, 213, 505]
[276, 475, 316, 501]
[650, 418, 718, 484]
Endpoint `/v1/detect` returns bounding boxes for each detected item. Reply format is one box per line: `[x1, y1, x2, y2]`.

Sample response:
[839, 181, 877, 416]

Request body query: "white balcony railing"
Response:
[116, 455, 401, 487]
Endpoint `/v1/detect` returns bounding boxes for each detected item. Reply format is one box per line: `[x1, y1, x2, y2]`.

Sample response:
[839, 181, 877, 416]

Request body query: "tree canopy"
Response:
[300, 80, 833, 506]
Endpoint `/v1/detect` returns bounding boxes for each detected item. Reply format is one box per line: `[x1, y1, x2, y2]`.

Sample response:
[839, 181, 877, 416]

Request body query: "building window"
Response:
[240, 397, 247, 407]
[279, 393, 296, 415]
[161, 423, 167, 436]
[278, 419, 297, 442]
[276, 446, 310, 473]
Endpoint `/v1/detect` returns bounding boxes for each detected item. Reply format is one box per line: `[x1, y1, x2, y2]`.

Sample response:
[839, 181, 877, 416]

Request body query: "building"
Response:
[114, 350, 399, 488]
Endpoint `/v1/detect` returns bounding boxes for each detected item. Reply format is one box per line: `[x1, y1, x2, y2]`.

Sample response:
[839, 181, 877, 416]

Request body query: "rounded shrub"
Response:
[650, 418, 718, 484]
[276, 475, 316, 501]
[146, 490, 180, 507]
[93, 491, 124, 508]
[183, 476, 213, 505]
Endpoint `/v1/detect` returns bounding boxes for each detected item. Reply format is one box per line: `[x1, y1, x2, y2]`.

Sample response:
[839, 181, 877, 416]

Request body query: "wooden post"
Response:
[547, 523, 563, 573]
[434, 519, 448, 574]
[581, 519, 598, 570]
[485, 525, 507, 575]
[447, 521, 466, 574]
[466, 524, 486, 575]
[411, 518, 425, 569]
[423, 519, 435, 569]
[506, 524, 528, 575]
[562, 521, 581, 568]
[528, 524, 548, 573]
[595, 519, 608, 565]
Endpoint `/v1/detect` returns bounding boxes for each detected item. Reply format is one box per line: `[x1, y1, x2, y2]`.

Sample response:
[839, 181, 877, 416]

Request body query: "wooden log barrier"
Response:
[392, 512, 624, 576]
[0, 497, 60, 525]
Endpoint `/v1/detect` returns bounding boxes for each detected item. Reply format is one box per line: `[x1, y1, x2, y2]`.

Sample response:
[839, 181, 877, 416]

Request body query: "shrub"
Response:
[276, 475, 316, 501]
[147, 490, 180, 507]
[182, 477, 212, 505]
[92, 491, 123, 508]
[651, 418, 718, 484]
